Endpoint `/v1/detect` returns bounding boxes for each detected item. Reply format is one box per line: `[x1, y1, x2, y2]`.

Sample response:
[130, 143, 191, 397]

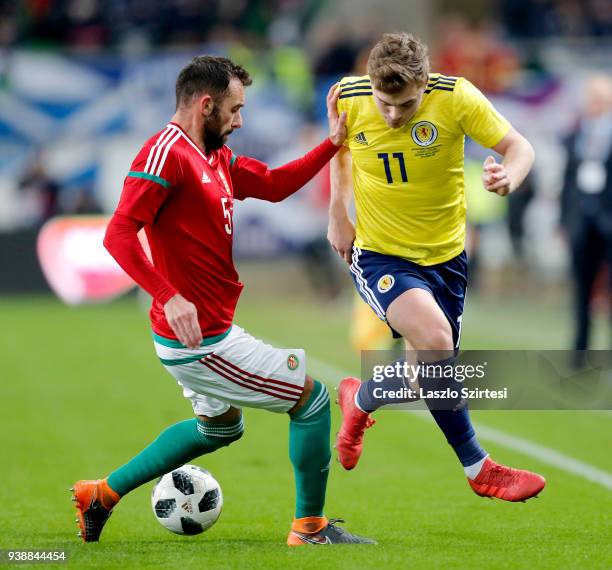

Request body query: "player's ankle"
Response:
[464, 455, 489, 480]
[292, 516, 328, 534]
[353, 390, 371, 414]
[100, 479, 121, 509]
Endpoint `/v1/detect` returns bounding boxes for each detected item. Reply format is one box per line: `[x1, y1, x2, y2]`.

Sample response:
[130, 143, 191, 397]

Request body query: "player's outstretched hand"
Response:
[328, 215, 356, 264]
[327, 83, 348, 147]
[482, 155, 511, 196]
[164, 294, 202, 349]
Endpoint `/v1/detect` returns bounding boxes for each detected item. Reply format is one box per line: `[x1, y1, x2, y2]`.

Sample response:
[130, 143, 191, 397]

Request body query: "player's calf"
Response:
[72, 415, 245, 542]
[105, 416, 244, 498]
[288, 380, 375, 544]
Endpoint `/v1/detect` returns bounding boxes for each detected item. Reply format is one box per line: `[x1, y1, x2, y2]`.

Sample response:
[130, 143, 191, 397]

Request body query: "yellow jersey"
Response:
[337, 73, 511, 265]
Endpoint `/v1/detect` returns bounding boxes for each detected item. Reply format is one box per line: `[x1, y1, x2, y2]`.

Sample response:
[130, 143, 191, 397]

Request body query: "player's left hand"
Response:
[482, 155, 511, 197]
[327, 83, 348, 147]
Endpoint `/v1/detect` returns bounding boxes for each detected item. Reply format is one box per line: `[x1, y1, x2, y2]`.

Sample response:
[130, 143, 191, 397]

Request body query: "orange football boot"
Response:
[71, 479, 120, 542]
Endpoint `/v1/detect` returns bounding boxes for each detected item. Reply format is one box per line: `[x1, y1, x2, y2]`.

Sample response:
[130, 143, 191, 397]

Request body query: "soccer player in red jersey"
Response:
[71, 56, 374, 546]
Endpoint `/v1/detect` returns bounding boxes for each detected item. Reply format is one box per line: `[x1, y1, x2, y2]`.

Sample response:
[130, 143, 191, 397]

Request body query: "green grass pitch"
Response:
[1, 284, 611, 568]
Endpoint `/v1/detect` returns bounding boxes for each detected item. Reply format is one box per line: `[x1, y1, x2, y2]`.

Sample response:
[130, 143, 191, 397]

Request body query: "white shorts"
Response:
[153, 325, 306, 417]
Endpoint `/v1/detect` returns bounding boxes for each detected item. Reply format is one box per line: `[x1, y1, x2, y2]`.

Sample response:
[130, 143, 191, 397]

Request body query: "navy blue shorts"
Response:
[350, 246, 467, 348]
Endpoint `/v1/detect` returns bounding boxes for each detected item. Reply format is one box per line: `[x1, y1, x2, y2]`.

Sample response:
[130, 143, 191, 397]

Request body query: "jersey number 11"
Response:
[377, 152, 408, 184]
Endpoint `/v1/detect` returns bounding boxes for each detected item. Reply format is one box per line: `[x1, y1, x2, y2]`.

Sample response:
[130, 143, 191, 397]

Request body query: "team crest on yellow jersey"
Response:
[411, 121, 438, 147]
[377, 274, 395, 293]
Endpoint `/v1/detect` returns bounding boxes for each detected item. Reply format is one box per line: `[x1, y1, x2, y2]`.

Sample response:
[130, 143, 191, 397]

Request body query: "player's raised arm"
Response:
[483, 128, 535, 197]
[453, 77, 535, 198]
[328, 145, 355, 264]
[230, 84, 346, 202]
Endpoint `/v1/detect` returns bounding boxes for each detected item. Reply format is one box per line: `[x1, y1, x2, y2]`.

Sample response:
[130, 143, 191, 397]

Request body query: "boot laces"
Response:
[486, 464, 520, 487]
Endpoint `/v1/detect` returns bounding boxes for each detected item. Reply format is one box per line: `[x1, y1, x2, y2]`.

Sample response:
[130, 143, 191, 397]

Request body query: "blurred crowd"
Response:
[2, 0, 610, 52]
[500, 0, 612, 38]
[0, 1, 607, 108]
[0, 0, 323, 52]
[2, 0, 612, 350]
[17, 153, 102, 228]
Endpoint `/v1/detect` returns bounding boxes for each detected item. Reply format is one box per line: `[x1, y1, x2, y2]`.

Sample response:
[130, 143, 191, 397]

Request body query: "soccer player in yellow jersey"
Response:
[330, 33, 546, 501]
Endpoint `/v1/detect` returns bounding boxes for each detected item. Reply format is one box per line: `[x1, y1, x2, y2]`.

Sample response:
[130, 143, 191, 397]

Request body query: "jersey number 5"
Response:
[221, 197, 232, 235]
[378, 152, 408, 184]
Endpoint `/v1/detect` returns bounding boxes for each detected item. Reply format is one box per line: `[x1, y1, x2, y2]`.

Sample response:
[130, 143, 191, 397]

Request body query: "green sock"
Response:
[107, 416, 243, 497]
[289, 380, 331, 518]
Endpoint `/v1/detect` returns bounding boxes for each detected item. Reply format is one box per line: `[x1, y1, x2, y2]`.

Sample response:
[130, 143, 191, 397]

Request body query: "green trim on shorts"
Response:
[152, 326, 232, 348]
[159, 354, 208, 366]
[127, 171, 171, 188]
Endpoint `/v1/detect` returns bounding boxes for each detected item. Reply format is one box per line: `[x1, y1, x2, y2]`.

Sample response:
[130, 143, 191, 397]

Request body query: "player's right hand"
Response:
[327, 215, 356, 264]
[163, 294, 202, 349]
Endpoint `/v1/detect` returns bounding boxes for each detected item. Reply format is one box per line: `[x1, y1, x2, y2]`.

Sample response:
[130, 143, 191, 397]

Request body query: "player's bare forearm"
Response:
[484, 128, 535, 197]
[328, 146, 355, 263]
[329, 146, 353, 218]
[497, 130, 535, 192]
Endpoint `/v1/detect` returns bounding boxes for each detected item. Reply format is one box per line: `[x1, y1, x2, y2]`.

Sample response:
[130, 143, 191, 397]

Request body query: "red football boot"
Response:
[335, 377, 376, 470]
[468, 458, 546, 502]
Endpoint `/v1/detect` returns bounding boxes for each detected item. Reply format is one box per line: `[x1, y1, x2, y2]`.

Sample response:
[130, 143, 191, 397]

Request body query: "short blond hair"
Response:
[367, 33, 430, 93]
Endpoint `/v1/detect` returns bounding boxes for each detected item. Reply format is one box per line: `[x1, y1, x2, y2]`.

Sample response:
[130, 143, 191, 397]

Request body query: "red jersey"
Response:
[115, 123, 241, 338]
[107, 121, 338, 340]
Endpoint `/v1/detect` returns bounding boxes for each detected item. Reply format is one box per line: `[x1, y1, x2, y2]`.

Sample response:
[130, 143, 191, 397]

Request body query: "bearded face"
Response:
[202, 79, 245, 152]
[202, 104, 230, 151]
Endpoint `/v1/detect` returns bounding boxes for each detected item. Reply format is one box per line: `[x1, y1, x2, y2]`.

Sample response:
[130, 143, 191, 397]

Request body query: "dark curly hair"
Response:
[175, 55, 252, 109]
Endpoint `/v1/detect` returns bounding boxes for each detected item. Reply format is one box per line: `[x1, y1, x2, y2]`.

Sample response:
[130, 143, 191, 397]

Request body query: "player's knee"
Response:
[222, 417, 245, 446]
[421, 326, 454, 351]
[221, 425, 244, 446]
[196, 416, 244, 448]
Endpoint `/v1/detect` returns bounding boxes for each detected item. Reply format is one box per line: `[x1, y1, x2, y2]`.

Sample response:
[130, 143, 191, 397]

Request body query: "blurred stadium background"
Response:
[1, 1, 611, 567]
[2, 0, 611, 316]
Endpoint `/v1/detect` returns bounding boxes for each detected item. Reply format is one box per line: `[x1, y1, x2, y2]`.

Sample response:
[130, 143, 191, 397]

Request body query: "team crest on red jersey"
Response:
[411, 121, 438, 147]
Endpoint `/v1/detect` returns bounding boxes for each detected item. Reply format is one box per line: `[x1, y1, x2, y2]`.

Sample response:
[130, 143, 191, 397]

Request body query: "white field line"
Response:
[304, 353, 612, 492]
